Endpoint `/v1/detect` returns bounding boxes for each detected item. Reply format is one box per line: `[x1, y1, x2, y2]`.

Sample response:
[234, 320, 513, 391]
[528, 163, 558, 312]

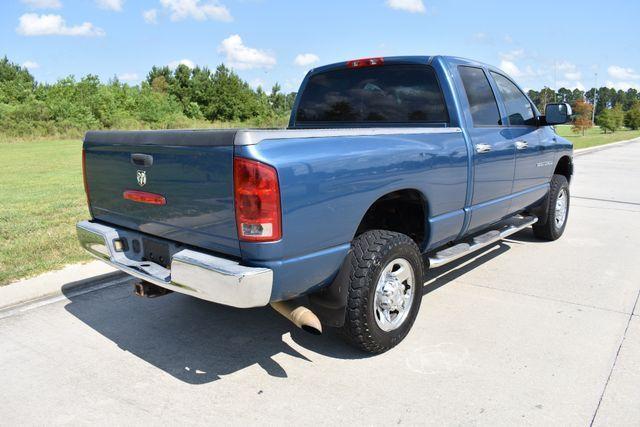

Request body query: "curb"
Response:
[574, 137, 640, 157]
[0, 261, 126, 311]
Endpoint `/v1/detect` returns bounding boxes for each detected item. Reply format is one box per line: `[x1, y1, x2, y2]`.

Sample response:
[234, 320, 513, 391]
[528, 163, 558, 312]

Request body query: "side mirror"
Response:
[544, 102, 572, 125]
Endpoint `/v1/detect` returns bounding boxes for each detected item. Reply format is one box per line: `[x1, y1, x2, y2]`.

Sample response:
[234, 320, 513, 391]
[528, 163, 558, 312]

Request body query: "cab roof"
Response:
[308, 55, 499, 74]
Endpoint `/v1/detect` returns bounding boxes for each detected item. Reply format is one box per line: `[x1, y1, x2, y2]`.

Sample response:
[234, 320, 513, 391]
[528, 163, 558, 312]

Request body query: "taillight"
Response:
[123, 190, 166, 205]
[233, 157, 282, 242]
[82, 148, 92, 215]
[346, 57, 384, 68]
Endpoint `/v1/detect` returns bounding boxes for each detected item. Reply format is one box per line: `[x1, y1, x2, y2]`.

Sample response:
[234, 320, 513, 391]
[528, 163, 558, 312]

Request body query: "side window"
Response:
[458, 66, 501, 126]
[490, 72, 535, 126]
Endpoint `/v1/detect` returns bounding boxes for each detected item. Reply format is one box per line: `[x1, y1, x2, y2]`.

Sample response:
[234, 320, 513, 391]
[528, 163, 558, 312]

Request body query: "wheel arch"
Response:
[554, 155, 573, 183]
[353, 188, 430, 248]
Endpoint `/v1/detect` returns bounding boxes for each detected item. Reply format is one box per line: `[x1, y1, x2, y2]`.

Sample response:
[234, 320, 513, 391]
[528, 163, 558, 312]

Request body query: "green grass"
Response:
[556, 125, 640, 150]
[2, 124, 640, 285]
[0, 139, 90, 284]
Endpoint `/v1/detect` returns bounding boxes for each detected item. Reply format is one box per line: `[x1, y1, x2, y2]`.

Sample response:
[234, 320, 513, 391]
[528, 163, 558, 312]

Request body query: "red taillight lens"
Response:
[123, 190, 166, 205]
[233, 157, 281, 242]
[346, 57, 384, 68]
[82, 148, 92, 215]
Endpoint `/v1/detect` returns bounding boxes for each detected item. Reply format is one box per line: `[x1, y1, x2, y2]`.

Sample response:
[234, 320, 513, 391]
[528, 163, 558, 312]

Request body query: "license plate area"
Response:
[142, 238, 171, 268]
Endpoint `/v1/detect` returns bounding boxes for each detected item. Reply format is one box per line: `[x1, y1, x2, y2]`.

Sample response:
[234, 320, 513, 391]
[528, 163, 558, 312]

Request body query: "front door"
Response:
[457, 65, 515, 232]
[489, 72, 554, 211]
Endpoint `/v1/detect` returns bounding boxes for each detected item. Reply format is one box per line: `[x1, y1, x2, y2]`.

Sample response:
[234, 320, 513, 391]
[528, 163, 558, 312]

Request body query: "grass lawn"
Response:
[2, 126, 640, 285]
[556, 125, 640, 149]
[0, 139, 90, 285]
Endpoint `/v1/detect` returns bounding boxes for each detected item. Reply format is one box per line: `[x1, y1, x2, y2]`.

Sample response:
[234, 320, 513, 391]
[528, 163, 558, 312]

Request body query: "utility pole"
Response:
[591, 72, 598, 126]
[554, 60, 558, 102]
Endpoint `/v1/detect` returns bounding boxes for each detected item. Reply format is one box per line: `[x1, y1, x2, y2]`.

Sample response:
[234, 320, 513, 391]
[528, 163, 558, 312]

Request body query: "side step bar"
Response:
[428, 215, 538, 268]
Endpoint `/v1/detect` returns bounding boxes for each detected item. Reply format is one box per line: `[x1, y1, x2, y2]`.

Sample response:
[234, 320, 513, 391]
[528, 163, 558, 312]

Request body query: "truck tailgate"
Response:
[83, 130, 240, 257]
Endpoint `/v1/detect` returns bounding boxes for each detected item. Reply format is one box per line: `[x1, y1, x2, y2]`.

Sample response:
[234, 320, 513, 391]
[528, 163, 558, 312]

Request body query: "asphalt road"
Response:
[1, 141, 639, 426]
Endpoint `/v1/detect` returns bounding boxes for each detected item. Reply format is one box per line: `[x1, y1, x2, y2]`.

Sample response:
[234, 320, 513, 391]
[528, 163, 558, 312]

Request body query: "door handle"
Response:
[515, 140, 528, 150]
[131, 153, 154, 167]
[475, 144, 492, 154]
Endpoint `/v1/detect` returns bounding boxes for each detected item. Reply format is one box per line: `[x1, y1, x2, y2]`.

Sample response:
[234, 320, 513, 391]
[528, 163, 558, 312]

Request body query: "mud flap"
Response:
[307, 249, 352, 328]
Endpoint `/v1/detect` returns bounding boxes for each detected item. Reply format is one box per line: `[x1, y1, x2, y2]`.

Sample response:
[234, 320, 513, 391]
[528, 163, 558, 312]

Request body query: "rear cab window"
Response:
[458, 66, 501, 127]
[293, 64, 449, 127]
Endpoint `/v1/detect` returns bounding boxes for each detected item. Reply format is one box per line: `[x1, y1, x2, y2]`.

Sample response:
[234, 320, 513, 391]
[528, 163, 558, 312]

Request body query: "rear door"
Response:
[456, 65, 515, 232]
[489, 71, 554, 201]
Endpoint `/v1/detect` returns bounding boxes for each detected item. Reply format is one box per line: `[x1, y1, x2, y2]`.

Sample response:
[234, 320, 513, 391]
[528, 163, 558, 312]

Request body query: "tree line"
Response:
[0, 55, 295, 140]
[1, 54, 639, 141]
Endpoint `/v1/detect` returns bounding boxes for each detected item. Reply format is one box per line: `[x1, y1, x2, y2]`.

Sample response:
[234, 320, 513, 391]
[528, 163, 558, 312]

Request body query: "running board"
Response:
[427, 215, 538, 269]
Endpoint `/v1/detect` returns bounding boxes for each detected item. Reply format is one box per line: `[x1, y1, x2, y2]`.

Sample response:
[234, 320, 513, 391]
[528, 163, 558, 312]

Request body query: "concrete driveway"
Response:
[1, 142, 639, 426]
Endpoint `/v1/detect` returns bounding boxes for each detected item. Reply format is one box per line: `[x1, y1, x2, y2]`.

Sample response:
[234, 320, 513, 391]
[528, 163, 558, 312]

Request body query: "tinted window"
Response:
[490, 72, 536, 126]
[295, 65, 448, 125]
[458, 66, 501, 126]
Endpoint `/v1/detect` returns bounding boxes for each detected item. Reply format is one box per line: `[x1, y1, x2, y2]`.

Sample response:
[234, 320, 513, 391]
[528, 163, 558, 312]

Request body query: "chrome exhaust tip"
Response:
[270, 301, 323, 335]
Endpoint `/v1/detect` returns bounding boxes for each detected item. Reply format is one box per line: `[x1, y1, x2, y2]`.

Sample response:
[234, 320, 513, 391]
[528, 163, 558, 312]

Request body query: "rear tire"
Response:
[533, 174, 570, 241]
[340, 230, 424, 353]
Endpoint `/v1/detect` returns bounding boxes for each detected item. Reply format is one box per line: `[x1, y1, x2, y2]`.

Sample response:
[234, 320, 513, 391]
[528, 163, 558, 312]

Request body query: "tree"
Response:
[623, 89, 639, 111]
[597, 107, 624, 133]
[625, 104, 640, 130]
[571, 100, 593, 136]
[268, 83, 287, 114]
[0, 56, 36, 103]
[146, 66, 173, 86]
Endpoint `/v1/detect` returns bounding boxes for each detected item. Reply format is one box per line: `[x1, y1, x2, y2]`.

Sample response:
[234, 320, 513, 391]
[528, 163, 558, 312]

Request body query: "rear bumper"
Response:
[76, 220, 273, 308]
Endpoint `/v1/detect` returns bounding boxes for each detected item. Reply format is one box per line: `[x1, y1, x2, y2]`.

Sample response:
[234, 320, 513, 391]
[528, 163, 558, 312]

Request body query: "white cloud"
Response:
[500, 60, 522, 78]
[21, 0, 62, 9]
[564, 71, 581, 80]
[17, 13, 105, 36]
[160, 0, 232, 22]
[294, 53, 319, 67]
[96, 0, 123, 11]
[472, 32, 488, 43]
[386, 0, 425, 13]
[556, 80, 585, 91]
[605, 80, 640, 91]
[117, 72, 139, 82]
[557, 61, 582, 81]
[142, 9, 158, 23]
[22, 60, 40, 69]
[499, 48, 524, 61]
[168, 58, 195, 69]
[218, 34, 276, 70]
[607, 65, 640, 81]
[504, 34, 513, 44]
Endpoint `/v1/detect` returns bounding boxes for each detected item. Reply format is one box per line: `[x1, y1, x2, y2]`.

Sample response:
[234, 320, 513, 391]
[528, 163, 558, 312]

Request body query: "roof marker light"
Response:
[346, 57, 385, 68]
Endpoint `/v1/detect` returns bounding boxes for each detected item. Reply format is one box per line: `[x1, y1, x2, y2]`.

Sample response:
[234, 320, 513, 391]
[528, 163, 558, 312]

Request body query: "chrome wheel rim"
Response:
[555, 188, 568, 229]
[373, 258, 415, 332]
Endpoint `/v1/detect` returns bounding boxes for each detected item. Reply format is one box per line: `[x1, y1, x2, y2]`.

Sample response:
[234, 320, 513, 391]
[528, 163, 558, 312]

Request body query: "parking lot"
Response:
[1, 141, 639, 425]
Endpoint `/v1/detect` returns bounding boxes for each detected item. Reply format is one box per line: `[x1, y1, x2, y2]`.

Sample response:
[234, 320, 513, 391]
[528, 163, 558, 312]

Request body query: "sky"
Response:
[1, 0, 639, 93]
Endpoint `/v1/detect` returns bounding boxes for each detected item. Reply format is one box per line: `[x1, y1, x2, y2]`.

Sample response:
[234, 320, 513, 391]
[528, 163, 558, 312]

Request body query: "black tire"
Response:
[533, 174, 570, 241]
[340, 230, 424, 353]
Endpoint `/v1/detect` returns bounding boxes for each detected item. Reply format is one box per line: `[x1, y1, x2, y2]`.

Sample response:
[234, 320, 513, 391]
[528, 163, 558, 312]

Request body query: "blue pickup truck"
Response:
[77, 55, 573, 353]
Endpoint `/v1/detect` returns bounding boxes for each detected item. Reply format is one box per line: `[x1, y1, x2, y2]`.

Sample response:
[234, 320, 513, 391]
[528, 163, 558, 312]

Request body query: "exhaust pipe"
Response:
[270, 301, 323, 335]
[134, 281, 172, 298]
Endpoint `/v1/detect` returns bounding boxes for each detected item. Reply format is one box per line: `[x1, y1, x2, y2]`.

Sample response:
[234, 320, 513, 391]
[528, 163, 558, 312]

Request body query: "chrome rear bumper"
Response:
[76, 221, 273, 308]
